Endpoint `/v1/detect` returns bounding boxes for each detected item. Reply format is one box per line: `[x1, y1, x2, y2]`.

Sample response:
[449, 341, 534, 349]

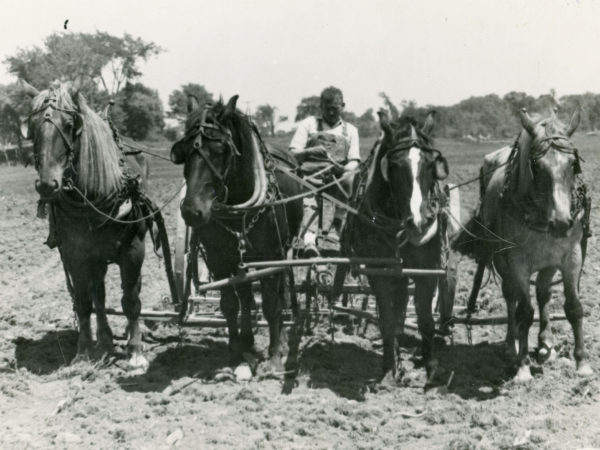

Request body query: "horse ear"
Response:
[224, 95, 239, 117]
[566, 107, 581, 137]
[421, 110, 436, 136]
[17, 79, 39, 98]
[434, 155, 449, 180]
[187, 95, 200, 114]
[379, 154, 390, 182]
[519, 108, 536, 136]
[70, 76, 84, 94]
[377, 110, 393, 137]
[20, 117, 30, 140]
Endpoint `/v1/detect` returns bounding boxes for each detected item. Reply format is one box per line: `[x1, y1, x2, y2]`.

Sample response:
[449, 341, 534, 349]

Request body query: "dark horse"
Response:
[20, 80, 158, 369]
[454, 108, 592, 381]
[343, 112, 450, 385]
[171, 95, 303, 375]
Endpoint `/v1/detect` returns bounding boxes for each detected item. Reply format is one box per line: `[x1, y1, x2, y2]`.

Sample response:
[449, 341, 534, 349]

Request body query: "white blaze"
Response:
[408, 147, 423, 227]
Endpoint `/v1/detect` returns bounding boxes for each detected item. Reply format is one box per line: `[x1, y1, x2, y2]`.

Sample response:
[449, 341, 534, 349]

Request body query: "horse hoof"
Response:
[537, 346, 556, 364]
[235, 362, 253, 381]
[127, 353, 149, 372]
[379, 370, 401, 389]
[514, 366, 533, 383]
[71, 353, 91, 365]
[576, 362, 594, 377]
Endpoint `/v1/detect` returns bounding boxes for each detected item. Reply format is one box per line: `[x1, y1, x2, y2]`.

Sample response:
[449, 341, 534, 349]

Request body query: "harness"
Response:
[344, 133, 448, 255]
[185, 109, 241, 203]
[30, 96, 154, 245]
[175, 107, 288, 268]
[501, 132, 589, 234]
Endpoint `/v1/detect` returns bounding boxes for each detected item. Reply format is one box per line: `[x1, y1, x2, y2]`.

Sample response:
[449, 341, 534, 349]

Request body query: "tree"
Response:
[295, 96, 320, 122]
[4, 31, 162, 106]
[3, 32, 163, 142]
[356, 108, 379, 138]
[0, 85, 21, 145]
[168, 83, 214, 123]
[115, 82, 165, 140]
[254, 104, 277, 137]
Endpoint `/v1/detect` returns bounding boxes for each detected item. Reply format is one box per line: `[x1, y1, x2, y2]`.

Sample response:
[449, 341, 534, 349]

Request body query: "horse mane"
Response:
[211, 100, 254, 146]
[34, 83, 123, 198]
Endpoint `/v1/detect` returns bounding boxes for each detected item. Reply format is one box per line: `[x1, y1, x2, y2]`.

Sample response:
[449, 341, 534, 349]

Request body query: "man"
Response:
[289, 86, 360, 255]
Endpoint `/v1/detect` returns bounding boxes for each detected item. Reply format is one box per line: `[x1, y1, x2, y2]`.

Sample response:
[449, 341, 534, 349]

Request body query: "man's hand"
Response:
[344, 160, 359, 172]
[294, 145, 328, 163]
[305, 145, 328, 158]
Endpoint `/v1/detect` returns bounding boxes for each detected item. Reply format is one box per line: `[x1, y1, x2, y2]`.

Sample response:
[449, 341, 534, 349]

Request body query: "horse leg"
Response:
[505, 273, 534, 382]
[69, 261, 94, 362]
[91, 262, 113, 358]
[260, 274, 286, 373]
[119, 236, 147, 370]
[414, 277, 439, 385]
[220, 286, 241, 365]
[236, 282, 255, 353]
[370, 277, 400, 383]
[536, 267, 557, 364]
[394, 278, 409, 338]
[561, 247, 593, 376]
[501, 277, 518, 363]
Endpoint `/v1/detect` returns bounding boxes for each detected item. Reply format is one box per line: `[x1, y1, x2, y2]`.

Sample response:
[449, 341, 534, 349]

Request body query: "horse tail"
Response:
[139, 194, 179, 305]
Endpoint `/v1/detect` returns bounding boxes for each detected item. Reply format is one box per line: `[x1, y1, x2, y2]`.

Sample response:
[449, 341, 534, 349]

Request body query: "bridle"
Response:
[176, 107, 241, 201]
[504, 125, 585, 232]
[28, 95, 81, 170]
[529, 132, 582, 174]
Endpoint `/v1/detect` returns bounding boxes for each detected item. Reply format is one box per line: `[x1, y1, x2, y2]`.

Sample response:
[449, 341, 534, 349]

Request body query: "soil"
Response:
[1, 136, 599, 449]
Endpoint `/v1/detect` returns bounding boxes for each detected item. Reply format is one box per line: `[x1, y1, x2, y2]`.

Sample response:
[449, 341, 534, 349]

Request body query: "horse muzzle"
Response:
[180, 199, 212, 227]
[400, 217, 439, 247]
[35, 179, 60, 200]
[548, 217, 574, 238]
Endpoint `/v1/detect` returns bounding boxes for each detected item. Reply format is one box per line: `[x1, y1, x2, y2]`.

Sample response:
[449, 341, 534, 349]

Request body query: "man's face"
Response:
[321, 96, 344, 126]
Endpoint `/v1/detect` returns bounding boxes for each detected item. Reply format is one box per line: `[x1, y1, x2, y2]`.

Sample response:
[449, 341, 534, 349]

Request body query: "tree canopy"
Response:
[167, 83, 214, 123]
[5, 32, 161, 104]
[254, 104, 277, 137]
[295, 96, 321, 122]
[3, 31, 163, 141]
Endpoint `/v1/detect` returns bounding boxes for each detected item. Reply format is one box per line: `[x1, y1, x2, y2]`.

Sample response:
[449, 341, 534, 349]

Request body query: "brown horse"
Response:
[343, 112, 450, 385]
[454, 108, 592, 381]
[20, 80, 155, 369]
[171, 95, 303, 375]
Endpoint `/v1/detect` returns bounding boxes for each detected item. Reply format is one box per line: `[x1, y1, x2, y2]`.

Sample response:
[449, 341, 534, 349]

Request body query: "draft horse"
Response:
[454, 108, 592, 381]
[171, 95, 303, 374]
[343, 112, 450, 385]
[20, 80, 162, 369]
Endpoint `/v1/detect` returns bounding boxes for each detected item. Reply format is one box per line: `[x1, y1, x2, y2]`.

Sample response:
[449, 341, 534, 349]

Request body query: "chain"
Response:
[466, 315, 473, 346]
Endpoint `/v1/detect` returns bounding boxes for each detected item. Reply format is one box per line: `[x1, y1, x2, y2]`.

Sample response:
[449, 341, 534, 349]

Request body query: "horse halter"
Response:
[28, 95, 81, 169]
[177, 107, 241, 201]
[529, 132, 582, 175]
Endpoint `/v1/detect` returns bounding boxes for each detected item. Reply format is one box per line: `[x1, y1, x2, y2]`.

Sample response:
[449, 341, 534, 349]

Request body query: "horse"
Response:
[342, 111, 450, 385]
[453, 108, 593, 381]
[170, 95, 304, 375]
[19, 79, 163, 370]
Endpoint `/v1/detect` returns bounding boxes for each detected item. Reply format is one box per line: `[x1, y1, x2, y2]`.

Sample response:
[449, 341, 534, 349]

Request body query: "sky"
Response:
[2, 0, 600, 126]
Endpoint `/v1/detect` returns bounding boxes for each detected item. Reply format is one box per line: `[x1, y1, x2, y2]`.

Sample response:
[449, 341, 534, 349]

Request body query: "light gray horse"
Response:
[454, 108, 592, 382]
